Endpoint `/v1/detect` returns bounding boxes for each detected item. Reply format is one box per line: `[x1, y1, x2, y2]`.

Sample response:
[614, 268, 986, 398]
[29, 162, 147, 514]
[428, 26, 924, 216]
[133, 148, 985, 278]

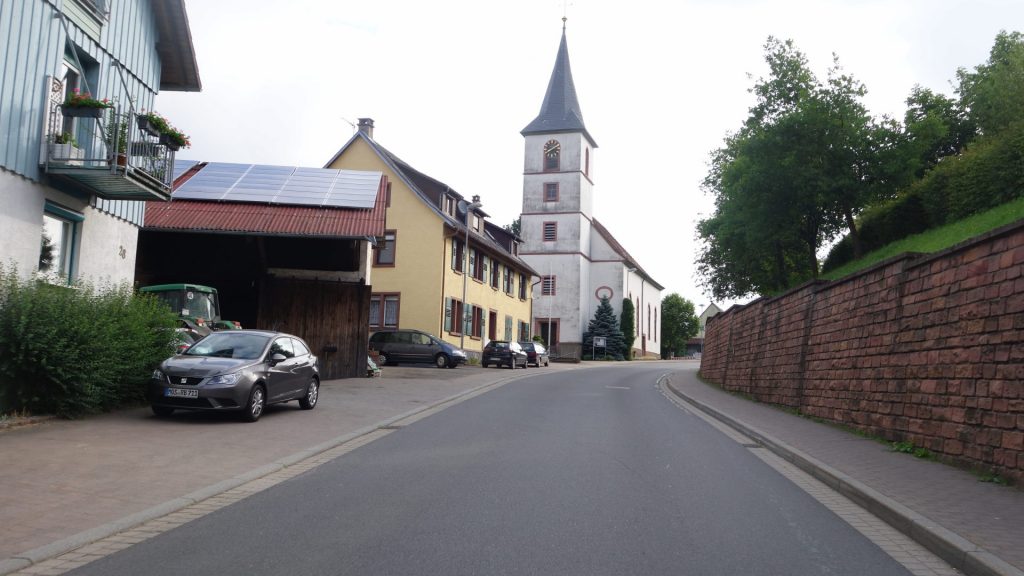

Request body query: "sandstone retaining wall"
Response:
[700, 221, 1024, 484]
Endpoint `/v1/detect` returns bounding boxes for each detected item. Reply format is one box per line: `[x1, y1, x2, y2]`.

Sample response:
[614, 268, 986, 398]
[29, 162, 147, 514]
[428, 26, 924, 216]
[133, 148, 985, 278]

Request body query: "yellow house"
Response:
[324, 119, 537, 358]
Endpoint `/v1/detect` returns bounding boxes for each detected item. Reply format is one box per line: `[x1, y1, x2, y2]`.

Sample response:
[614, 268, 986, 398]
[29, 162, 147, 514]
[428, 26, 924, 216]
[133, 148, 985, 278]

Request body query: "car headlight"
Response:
[152, 369, 165, 380]
[207, 372, 240, 385]
[453, 349, 467, 357]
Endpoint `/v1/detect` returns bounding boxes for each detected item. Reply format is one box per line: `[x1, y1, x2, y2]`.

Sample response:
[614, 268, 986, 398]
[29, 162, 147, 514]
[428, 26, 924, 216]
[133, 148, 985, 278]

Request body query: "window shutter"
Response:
[444, 297, 452, 331]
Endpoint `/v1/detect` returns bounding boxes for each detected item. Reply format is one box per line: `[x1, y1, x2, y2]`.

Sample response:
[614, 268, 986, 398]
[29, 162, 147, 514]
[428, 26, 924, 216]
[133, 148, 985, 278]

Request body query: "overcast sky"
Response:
[157, 0, 1022, 312]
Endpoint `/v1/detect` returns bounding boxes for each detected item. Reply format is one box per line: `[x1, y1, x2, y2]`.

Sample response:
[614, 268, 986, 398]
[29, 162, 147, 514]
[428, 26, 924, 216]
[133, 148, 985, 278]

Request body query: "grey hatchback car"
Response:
[148, 330, 319, 422]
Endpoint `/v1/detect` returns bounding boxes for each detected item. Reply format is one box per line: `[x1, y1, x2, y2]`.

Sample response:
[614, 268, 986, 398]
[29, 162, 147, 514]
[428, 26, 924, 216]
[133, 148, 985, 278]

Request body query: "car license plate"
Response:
[165, 387, 198, 399]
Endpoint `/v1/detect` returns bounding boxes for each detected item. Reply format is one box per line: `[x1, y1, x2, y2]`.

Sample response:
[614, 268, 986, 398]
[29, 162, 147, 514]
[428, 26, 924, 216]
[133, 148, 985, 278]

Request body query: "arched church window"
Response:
[543, 139, 561, 171]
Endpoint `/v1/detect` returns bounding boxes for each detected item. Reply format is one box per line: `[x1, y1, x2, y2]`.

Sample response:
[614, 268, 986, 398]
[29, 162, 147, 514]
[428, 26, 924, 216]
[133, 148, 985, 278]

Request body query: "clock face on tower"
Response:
[543, 140, 561, 158]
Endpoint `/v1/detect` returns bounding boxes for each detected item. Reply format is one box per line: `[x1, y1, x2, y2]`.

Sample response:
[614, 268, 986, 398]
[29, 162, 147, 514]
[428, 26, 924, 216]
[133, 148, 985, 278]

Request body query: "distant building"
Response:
[519, 24, 663, 359]
[324, 119, 537, 360]
[686, 303, 723, 356]
[0, 0, 200, 285]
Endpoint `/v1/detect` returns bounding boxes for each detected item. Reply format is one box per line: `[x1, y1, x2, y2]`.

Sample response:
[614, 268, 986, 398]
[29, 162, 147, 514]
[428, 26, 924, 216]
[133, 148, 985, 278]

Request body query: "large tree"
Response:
[582, 297, 624, 361]
[698, 37, 890, 299]
[504, 217, 521, 237]
[957, 31, 1024, 138]
[660, 294, 699, 359]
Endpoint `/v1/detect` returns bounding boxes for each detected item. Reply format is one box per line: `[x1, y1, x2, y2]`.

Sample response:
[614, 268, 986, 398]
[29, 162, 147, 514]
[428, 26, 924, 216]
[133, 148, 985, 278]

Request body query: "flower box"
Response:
[136, 115, 161, 137]
[62, 105, 106, 118]
[49, 143, 84, 166]
[159, 133, 183, 151]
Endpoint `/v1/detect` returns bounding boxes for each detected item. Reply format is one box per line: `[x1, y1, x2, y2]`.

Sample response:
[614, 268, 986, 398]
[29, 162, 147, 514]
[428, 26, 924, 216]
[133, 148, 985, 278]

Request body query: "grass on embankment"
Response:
[821, 196, 1024, 281]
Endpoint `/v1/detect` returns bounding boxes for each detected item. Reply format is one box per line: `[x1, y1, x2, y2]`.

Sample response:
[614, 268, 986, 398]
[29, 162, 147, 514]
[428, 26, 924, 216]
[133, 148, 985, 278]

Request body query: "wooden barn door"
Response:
[257, 277, 370, 379]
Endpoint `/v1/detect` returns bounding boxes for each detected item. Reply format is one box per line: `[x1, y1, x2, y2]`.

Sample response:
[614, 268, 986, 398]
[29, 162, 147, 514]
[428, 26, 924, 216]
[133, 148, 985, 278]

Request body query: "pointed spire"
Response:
[521, 24, 597, 147]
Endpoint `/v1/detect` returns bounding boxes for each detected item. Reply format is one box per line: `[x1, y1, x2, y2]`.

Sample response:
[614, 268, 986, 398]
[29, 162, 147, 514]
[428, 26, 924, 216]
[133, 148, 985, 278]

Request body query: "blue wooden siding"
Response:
[1, 0, 167, 227]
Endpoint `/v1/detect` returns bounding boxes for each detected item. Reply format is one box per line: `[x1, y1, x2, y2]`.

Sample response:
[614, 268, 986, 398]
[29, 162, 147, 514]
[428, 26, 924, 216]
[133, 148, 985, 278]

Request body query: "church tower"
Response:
[520, 22, 597, 358]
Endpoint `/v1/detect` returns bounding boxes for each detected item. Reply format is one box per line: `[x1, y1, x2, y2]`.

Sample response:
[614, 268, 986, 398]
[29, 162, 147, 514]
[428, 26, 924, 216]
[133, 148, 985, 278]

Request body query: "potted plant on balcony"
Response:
[158, 125, 191, 151]
[61, 89, 111, 118]
[136, 110, 168, 137]
[49, 131, 84, 165]
[104, 110, 129, 167]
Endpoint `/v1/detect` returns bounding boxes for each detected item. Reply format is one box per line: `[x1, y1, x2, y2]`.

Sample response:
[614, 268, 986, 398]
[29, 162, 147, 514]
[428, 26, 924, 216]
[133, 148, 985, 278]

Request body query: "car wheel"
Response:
[299, 378, 319, 410]
[377, 352, 389, 366]
[482, 361, 489, 368]
[435, 353, 449, 368]
[545, 358, 550, 367]
[152, 405, 174, 417]
[241, 384, 266, 422]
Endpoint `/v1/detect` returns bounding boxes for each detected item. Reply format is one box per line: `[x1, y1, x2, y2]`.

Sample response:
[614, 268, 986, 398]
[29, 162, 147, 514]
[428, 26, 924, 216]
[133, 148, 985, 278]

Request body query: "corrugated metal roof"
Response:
[144, 185, 387, 238]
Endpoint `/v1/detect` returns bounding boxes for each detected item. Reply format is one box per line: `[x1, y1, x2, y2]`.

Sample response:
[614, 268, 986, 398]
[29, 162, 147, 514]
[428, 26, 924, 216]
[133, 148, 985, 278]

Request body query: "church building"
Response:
[520, 23, 663, 359]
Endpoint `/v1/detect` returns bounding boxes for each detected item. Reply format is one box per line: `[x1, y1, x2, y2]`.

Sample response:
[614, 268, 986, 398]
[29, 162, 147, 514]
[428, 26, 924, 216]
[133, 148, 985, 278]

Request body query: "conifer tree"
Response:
[620, 298, 635, 360]
[582, 296, 625, 360]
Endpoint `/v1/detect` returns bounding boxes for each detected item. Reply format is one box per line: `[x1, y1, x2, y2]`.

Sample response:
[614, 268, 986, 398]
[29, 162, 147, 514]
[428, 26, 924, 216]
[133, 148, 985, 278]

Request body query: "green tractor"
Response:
[140, 283, 241, 337]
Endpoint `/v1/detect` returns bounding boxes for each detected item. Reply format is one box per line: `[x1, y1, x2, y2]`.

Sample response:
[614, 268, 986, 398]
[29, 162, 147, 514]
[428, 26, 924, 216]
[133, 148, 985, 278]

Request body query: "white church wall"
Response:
[588, 226, 618, 261]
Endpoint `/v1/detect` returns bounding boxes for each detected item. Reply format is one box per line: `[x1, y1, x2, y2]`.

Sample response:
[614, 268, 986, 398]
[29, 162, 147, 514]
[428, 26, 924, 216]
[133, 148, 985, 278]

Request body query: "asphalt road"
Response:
[67, 364, 914, 576]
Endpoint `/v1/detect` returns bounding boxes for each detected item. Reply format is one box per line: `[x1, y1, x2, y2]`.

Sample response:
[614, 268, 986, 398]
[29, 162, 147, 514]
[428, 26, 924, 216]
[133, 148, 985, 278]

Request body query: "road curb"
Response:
[662, 376, 1024, 576]
[0, 371, 532, 576]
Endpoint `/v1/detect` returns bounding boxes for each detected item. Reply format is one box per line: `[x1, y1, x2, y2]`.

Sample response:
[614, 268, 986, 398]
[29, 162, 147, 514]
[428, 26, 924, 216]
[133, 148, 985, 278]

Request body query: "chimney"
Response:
[357, 118, 374, 138]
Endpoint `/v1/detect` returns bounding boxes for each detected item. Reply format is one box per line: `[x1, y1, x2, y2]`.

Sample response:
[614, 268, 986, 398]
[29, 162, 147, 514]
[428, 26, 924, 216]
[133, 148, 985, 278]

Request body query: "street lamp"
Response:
[459, 198, 483, 351]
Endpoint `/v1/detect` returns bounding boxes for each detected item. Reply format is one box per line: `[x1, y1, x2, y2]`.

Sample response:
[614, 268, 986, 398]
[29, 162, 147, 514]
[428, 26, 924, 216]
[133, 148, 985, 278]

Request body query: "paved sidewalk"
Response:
[665, 364, 1024, 576]
[0, 363, 577, 574]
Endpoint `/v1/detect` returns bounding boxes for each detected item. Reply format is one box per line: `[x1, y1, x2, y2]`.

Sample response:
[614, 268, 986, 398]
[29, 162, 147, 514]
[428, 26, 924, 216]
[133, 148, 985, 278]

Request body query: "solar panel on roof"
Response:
[172, 162, 381, 208]
[171, 159, 199, 181]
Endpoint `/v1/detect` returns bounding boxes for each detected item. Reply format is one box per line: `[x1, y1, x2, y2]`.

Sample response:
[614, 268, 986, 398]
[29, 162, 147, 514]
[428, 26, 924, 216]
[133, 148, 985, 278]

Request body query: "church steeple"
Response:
[521, 23, 597, 148]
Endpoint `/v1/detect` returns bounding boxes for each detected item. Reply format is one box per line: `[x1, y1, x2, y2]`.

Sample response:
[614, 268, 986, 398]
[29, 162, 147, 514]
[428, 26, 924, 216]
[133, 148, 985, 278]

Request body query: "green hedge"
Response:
[823, 192, 932, 272]
[824, 121, 1024, 271]
[0, 266, 178, 417]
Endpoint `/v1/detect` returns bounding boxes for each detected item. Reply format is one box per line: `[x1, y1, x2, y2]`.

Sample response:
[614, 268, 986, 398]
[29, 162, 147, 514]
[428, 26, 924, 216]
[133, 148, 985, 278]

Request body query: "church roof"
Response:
[592, 218, 664, 290]
[521, 26, 597, 148]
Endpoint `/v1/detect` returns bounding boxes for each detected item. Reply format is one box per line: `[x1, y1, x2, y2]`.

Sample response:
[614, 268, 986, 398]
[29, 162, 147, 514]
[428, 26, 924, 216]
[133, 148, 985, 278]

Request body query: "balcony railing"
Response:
[43, 81, 176, 201]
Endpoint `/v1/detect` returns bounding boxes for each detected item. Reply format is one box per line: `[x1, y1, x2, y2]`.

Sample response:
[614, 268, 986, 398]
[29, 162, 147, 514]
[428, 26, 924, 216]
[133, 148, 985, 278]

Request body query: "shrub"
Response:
[823, 191, 931, 272]
[913, 120, 1024, 226]
[824, 121, 1024, 272]
[0, 265, 178, 417]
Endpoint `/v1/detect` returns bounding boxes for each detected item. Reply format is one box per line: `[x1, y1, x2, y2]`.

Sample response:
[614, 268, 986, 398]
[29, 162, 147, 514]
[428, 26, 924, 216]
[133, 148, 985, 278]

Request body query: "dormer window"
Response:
[543, 139, 560, 171]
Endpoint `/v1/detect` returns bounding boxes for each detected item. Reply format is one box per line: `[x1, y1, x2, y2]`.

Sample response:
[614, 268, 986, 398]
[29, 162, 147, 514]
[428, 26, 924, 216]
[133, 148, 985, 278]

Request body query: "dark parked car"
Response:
[519, 341, 549, 367]
[482, 340, 528, 369]
[368, 329, 467, 368]
[148, 330, 319, 422]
